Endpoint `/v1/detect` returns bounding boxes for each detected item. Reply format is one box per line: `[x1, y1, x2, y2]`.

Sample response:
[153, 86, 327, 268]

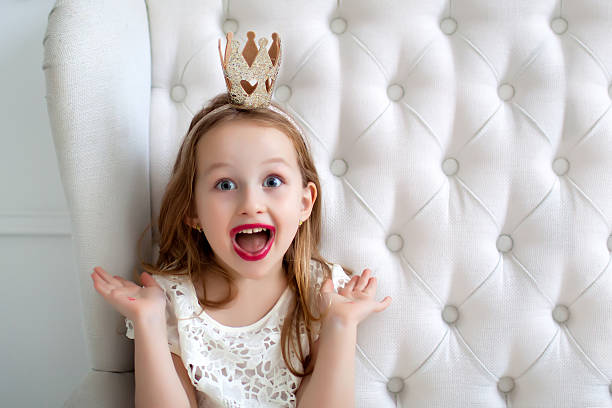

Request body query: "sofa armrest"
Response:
[43, 0, 152, 372]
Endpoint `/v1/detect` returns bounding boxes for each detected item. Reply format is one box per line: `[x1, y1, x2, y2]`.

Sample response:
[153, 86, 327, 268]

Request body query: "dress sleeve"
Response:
[330, 263, 351, 290]
[309, 260, 351, 294]
[124, 274, 182, 357]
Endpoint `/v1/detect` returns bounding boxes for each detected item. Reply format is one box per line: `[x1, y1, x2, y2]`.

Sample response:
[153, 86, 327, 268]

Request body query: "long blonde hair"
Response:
[136, 92, 352, 376]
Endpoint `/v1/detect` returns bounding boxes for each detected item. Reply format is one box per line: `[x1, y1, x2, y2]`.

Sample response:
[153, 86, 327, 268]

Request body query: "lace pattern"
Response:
[125, 259, 350, 407]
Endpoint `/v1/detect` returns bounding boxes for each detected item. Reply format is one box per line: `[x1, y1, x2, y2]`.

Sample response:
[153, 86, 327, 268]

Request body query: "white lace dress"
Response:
[125, 259, 350, 407]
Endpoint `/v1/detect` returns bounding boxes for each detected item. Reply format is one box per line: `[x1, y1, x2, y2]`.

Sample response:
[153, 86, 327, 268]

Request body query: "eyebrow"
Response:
[203, 157, 291, 175]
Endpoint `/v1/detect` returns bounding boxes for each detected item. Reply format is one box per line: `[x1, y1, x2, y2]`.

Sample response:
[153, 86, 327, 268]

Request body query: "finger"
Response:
[92, 270, 131, 297]
[343, 275, 358, 293]
[112, 275, 130, 288]
[355, 269, 371, 292]
[374, 296, 392, 313]
[91, 272, 113, 296]
[140, 271, 159, 287]
[93, 270, 124, 294]
[114, 274, 139, 285]
[93, 266, 115, 285]
[115, 275, 143, 291]
[363, 276, 377, 295]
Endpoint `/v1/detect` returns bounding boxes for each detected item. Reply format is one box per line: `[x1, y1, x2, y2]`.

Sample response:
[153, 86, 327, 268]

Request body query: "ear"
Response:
[183, 214, 199, 229]
[300, 181, 317, 222]
[183, 200, 201, 229]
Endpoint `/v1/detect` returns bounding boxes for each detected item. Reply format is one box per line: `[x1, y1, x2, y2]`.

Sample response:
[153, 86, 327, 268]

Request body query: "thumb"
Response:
[140, 271, 159, 287]
[374, 296, 392, 313]
[320, 278, 334, 294]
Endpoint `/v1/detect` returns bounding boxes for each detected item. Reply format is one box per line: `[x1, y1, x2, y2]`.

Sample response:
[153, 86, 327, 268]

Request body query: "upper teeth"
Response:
[238, 227, 269, 234]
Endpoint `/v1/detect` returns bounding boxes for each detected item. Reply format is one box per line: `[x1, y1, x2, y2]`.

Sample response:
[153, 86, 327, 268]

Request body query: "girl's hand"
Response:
[91, 266, 166, 322]
[319, 268, 392, 328]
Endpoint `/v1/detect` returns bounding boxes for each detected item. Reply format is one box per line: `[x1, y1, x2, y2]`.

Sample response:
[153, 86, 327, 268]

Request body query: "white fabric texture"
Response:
[125, 260, 351, 407]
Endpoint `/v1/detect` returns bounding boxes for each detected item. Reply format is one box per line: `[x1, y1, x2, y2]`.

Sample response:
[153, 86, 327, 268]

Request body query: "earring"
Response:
[299, 220, 303, 226]
[194, 224, 203, 232]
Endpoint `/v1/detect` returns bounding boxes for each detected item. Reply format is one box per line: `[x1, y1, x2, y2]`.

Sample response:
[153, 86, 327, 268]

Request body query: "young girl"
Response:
[91, 31, 391, 408]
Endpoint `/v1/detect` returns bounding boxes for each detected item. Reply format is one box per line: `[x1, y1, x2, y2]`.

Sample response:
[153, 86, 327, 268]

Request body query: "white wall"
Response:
[0, 1, 89, 407]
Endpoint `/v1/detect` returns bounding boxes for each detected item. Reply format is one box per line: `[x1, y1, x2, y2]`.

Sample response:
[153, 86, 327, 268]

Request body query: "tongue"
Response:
[235, 231, 269, 253]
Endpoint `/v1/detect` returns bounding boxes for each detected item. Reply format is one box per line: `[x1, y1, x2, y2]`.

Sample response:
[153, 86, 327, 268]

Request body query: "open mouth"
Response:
[231, 225, 275, 261]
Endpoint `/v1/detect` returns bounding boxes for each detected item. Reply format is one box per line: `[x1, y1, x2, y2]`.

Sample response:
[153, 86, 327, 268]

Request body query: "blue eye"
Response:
[215, 179, 236, 191]
[215, 175, 284, 191]
[264, 175, 283, 188]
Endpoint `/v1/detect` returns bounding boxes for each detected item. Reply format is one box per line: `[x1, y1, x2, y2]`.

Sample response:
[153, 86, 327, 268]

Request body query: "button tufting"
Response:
[552, 305, 570, 323]
[387, 377, 405, 393]
[387, 84, 404, 101]
[442, 305, 459, 324]
[608, 235, 612, 252]
[386, 234, 403, 252]
[552, 157, 569, 176]
[551, 17, 568, 34]
[171, 85, 187, 102]
[275, 85, 291, 102]
[440, 18, 457, 35]
[223, 18, 238, 34]
[498, 83, 515, 101]
[497, 376, 515, 393]
[330, 17, 347, 34]
[442, 158, 459, 176]
[496, 234, 513, 253]
[330, 159, 348, 177]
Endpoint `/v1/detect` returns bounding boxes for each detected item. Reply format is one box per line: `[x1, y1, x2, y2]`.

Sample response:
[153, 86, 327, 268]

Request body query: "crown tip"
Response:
[220, 29, 281, 110]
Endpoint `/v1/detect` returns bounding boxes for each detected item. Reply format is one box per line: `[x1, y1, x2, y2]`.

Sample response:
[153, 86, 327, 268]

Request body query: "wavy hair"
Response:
[135, 92, 353, 376]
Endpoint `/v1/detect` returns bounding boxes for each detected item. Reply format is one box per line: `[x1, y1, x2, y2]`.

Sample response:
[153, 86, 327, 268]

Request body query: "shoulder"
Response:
[151, 273, 195, 319]
[151, 272, 189, 287]
[150, 273, 192, 296]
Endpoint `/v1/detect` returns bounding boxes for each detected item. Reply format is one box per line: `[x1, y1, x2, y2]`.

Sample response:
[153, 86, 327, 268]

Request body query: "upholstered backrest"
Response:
[45, 0, 612, 406]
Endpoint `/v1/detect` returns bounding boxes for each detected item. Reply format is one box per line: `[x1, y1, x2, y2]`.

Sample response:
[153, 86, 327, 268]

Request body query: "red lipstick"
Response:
[230, 224, 275, 261]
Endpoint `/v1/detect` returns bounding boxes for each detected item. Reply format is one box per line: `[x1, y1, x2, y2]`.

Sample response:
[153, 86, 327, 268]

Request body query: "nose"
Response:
[238, 183, 265, 215]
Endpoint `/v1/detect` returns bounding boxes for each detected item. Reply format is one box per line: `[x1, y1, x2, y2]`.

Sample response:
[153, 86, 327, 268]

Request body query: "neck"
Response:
[233, 263, 287, 294]
[204, 257, 288, 307]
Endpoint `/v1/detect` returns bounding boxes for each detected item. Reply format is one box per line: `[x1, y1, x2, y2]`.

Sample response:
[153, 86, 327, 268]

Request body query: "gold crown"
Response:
[218, 31, 282, 109]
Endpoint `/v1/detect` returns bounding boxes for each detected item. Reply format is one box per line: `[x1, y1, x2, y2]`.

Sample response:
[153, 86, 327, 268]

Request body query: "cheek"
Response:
[198, 189, 225, 208]
[276, 194, 302, 222]
[197, 196, 228, 225]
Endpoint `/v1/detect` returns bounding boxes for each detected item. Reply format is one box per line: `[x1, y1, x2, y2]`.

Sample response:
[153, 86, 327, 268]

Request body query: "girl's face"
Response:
[186, 119, 317, 283]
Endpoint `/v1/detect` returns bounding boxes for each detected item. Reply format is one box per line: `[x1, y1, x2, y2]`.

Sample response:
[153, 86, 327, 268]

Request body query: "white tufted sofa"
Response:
[43, 0, 612, 407]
